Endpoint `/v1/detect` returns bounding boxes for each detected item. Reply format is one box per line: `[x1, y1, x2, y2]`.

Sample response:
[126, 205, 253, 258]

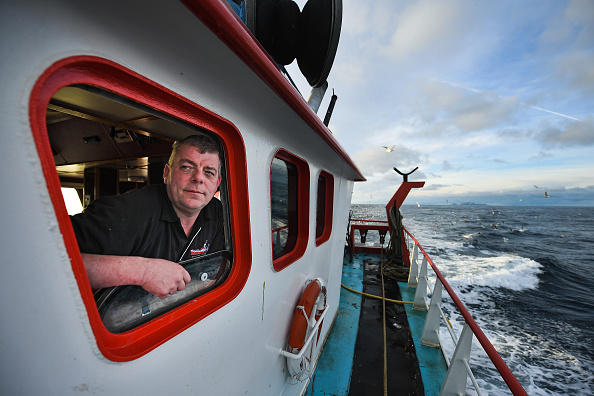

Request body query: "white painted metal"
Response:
[409, 242, 484, 396]
[280, 305, 330, 360]
[281, 304, 330, 381]
[440, 324, 474, 396]
[306, 81, 329, 113]
[413, 256, 429, 310]
[421, 279, 443, 347]
[0, 1, 359, 395]
[408, 243, 419, 287]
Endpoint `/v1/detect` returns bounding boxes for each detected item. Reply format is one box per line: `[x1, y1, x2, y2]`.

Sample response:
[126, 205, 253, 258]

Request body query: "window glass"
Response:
[315, 171, 334, 245]
[316, 174, 327, 239]
[270, 150, 309, 270]
[271, 158, 296, 259]
[96, 251, 231, 333]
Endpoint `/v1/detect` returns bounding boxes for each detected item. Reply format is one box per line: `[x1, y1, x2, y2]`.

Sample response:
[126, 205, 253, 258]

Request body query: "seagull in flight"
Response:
[382, 145, 395, 153]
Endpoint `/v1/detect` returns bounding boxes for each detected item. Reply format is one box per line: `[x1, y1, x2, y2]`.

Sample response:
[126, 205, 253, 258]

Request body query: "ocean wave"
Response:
[437, 253, 543, 291]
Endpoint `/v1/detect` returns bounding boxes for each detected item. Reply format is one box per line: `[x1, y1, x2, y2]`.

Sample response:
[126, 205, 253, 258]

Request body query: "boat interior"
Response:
[48, 84, 224, 207]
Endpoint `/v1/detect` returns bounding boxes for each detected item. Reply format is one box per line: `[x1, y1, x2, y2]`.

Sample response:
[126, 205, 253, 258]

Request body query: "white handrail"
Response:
[280, 304, 330, 360]
[410, 239, 483, 396]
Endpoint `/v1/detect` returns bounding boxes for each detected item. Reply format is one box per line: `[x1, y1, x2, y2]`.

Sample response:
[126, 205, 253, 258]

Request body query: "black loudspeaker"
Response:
[246, 0, 342, 88]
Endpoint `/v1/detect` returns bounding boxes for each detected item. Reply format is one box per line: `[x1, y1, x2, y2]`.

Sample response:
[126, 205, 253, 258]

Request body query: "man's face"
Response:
[163, 144, 221, 219]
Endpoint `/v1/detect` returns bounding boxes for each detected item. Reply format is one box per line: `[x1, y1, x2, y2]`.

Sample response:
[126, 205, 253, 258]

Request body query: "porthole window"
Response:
[315, 170, 334, 246]
[30, 56, 251, 361]
[270, 150, 309, 271]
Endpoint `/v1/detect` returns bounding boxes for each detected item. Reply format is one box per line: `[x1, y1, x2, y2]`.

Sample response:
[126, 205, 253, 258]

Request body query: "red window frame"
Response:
[315, 170, 334, 246]
[270, 149, 310, 271]
[29, 56, 251, 362]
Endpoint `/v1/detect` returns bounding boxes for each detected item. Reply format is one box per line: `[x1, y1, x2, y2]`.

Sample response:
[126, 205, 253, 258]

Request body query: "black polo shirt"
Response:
[71, 184, 224, 262]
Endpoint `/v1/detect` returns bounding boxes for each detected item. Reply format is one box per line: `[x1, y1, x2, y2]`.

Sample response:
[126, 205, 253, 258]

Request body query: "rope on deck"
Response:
[340, 284, 413, 305]
[381, 246, 388, 396]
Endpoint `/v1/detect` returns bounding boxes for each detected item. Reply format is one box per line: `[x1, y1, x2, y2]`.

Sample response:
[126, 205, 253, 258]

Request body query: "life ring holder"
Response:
[280, 278, 329, 381]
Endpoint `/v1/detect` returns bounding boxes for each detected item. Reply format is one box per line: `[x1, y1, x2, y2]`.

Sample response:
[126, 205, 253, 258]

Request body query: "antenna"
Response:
[393, 167, 418, 182]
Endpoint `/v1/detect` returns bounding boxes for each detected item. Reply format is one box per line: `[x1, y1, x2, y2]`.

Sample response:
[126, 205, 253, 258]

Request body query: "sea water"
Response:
[350, 204, 594, 395]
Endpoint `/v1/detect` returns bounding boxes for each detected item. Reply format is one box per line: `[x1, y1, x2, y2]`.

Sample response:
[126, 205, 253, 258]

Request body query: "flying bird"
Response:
[382, 145, 395, 153]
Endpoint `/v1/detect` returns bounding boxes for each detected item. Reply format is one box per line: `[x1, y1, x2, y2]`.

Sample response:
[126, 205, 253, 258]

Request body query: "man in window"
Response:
[71, 135, 224, 298]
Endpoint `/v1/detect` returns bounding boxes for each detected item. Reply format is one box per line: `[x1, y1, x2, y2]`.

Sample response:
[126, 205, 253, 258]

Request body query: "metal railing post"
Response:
[421, 279, 443, 347]
[440, 323, 474, 396]
[401, 226, 527, 396]
[408, 243, 419, 287]
[413, 255, 428, 310]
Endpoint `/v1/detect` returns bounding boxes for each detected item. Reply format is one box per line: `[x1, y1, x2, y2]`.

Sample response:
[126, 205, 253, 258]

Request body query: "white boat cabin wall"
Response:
[0, 0, 363, 394]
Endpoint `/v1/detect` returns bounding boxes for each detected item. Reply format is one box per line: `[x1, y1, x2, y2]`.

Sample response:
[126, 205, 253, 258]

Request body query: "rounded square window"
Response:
[315, 170, 334, 246]
[30, 56, 251, 361]
[270, 150, 309, 271]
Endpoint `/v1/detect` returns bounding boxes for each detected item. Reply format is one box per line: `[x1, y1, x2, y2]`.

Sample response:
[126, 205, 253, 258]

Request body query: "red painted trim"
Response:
[352, 246, 386, 254]
[402, 227, 528, 396]
[385, 181, 425, 266]
[272, 149, 310, 271]
[351, 224, 390, 232]
[29, 56, 252, 362]
[350, 223, 390, 254]
[385, 181, 425, 216]
[315, 170, 334, 246]
[181, 0, 365, 182]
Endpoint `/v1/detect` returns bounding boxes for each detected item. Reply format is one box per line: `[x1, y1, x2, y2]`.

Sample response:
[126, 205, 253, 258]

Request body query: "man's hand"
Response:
[138, 258, 192, 299]
[81, 253, 191, 299]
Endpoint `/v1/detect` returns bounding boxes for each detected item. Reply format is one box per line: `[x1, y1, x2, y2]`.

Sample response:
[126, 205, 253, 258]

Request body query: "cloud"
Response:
[529, 151, 554, 161]
[537, 0, 594, 98]
[533, 116, 594, 148]
[315, 1, 593, 206]
[554, 51, 594, 97]
[431, 184, 594, 206]
[353, 145, 424, 176]
[417, 80, 521, 134]
[380, 0, 472, 62]
[332, 61, 365, 85]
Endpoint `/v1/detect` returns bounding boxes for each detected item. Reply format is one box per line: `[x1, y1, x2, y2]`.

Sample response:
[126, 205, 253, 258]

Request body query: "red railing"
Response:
[402, 226, 528, 396]
[349, 220, 390, 255]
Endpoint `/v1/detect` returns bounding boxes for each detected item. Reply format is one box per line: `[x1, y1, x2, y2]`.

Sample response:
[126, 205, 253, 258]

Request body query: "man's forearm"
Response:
[81, 253, 145, 289]
[80, 253, 191, 299]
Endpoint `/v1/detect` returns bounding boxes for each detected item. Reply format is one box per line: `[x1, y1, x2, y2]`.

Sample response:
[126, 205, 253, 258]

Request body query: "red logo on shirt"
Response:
[190, 242, 210, 256]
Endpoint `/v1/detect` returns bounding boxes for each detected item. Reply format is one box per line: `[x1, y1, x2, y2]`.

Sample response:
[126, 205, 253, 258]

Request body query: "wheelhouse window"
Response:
[30, 56, 251, 361]
[315, 170, 334, 246]
[270, 150, 309, 271]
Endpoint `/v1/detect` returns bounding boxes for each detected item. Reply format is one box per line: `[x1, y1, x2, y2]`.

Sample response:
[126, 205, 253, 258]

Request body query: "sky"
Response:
[286, 0, 594, 206]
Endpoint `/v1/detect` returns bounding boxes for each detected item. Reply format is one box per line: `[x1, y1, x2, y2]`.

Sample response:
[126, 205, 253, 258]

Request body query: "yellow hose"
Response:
[340, 283, 414, 305]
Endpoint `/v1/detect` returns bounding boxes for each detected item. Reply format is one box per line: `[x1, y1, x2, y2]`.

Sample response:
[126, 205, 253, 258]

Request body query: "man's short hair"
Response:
[168, 134, 221, 169]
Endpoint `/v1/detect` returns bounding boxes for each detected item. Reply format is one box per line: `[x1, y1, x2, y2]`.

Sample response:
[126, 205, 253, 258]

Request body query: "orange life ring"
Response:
[286, 279, 327, 381]
[288, 279, 321, 351]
